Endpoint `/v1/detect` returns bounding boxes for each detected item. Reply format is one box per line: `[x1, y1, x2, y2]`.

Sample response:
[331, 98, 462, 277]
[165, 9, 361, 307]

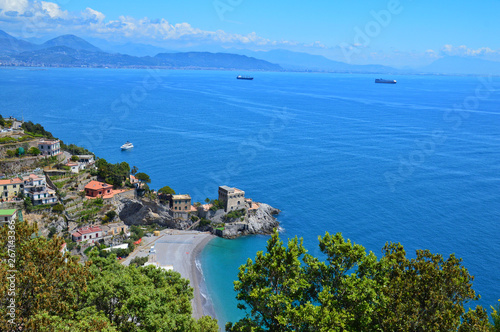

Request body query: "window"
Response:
[84, 235, 87, 239]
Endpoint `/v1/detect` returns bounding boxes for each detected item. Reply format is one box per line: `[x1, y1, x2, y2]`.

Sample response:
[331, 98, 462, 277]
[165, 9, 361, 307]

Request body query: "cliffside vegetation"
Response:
[0, 221, 218, 331]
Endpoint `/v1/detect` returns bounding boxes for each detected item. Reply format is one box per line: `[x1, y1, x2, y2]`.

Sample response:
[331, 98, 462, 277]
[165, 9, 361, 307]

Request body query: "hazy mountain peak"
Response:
[41, 34, 102, 53]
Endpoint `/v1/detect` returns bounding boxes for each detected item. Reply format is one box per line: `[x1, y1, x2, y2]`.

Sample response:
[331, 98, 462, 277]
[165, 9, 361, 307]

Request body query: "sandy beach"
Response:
[122, 229, 216, 319]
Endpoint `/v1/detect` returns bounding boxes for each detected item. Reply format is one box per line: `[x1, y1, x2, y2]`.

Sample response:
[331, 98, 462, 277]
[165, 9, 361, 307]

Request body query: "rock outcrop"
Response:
[115, 197, 280, 239]
[219, 203, 280, 239]
[116, 198, 193, 229]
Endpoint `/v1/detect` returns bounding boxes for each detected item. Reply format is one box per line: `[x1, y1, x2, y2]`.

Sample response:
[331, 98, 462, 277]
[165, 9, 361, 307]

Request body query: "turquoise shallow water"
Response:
[1, 68, 499, 327]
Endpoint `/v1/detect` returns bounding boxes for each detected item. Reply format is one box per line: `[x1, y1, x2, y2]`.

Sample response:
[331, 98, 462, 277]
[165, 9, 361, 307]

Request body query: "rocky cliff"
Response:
[218, 203, 280, 239]
[116, 198, 193, 229]
[115, 198, 280, 239]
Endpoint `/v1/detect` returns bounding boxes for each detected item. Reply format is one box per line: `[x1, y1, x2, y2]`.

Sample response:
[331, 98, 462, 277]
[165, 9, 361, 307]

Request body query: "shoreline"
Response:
[121, 230, 217, 320]
[191, 234, 217, 319]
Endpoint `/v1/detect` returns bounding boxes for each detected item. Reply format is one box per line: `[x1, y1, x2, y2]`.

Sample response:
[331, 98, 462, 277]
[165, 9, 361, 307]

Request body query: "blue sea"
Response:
[1, 67, 499, 327]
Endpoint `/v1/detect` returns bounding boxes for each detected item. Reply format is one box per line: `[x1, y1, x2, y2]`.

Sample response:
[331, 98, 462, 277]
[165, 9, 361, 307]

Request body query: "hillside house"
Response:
[72, 226, 103, 243]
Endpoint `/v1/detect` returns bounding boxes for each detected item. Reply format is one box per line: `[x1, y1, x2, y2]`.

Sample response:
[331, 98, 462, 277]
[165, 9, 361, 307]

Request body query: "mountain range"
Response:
[0, 31, 282, 71]
[1, 29, 499, 75]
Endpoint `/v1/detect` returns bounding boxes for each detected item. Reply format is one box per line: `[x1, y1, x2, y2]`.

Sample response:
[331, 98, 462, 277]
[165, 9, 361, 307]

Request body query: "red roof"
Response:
[85, 181, 113, 190]
[72, 226, 102, 237]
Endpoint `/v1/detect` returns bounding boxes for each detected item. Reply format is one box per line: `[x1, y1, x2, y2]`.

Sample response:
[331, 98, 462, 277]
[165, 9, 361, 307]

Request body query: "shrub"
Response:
[52, 204, 64, 214]
[105, 210, 117, 221]
[130, 256, 148, 267]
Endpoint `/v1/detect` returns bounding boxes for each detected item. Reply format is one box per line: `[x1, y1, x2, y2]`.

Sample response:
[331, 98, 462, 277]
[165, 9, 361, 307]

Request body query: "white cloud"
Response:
[0, 0, 29, 14]
[0, 0, 300, 49]
[441, 44, 497, 57]
[40, 1, 67, 19]
[82, 7, 105, 23]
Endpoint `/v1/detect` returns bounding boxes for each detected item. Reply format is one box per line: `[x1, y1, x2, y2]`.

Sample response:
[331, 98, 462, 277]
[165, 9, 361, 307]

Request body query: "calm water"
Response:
[1, 68, 499, 327]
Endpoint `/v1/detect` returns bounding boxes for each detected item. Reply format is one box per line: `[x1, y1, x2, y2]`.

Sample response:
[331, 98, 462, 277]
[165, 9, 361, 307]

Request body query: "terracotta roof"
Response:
[72, 226, 102, 237]
[85, 180, 113, 190]
[0, 178, 23, 185]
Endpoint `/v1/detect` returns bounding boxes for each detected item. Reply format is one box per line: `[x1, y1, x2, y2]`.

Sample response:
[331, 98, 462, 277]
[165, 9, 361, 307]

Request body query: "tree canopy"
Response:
[0, 221, 218, 331]
[96, 158, 130, 188]
[21, 121, 54, 138]
[159, 186, 175, 195]
[227, 230, 494, 332]
[135, 172, 151, 184]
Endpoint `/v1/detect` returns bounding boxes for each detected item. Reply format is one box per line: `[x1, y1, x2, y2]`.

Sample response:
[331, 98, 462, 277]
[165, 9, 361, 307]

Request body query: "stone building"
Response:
[218, 186, 245, 212]
[167, 194, 192, 219]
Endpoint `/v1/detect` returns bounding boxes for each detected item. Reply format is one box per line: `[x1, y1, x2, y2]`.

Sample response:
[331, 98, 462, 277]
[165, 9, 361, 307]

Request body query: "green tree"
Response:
[135, 172, 151, 184]
[24, 196, 33, 212]
[227, 230, 492, 332]
[491, 302, 500, 332]
[6, 149, 15, 158]
[27, 147, 41, 156]
[85, 252, 218, 331]
[71, 155, 79, 162]
[376, 243, 485, 331]
[105, 210, 117, 221]
[0, 222, 91, 330]
[0, 114, 4, 127]
[0, 222, 218, 331]
[131, 165, 138, 175]
[159, 186, 175, 195]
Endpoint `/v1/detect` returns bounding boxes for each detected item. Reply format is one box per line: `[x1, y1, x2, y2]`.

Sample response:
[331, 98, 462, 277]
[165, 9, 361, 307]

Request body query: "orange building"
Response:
[84, 181, 113, 198]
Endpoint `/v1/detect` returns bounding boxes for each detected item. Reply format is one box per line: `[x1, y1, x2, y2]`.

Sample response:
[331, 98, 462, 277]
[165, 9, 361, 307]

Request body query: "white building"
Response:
[0, 209, 16, 225]
[72, 226, 103, 244]
[38, 139, 61, 157]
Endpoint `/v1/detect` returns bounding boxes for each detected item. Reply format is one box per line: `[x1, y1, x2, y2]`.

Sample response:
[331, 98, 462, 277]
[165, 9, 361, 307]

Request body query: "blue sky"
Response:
[1, 0, 499, 66]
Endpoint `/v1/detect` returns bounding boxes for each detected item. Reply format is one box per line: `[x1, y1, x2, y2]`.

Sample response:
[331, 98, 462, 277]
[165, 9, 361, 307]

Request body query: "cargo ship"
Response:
[375, 79, 397, 84]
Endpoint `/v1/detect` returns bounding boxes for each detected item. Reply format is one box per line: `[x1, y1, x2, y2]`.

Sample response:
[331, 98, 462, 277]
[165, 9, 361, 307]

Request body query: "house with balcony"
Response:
[77, 155, 95, 166]
[22, 173, 57, 206]
[38, 139, 61, 157]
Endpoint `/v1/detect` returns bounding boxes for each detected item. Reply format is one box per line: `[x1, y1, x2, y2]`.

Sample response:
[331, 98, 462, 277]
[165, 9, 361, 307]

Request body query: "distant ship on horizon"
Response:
[375, 78, 397, 84]
[237, 75, 254, 80]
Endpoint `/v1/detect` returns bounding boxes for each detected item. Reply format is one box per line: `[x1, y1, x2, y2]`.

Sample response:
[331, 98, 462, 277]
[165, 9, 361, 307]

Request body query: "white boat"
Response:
[121, 141, 134, 150]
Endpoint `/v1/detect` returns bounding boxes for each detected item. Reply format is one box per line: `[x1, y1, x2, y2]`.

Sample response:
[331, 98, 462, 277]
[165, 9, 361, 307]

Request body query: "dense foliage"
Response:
[61, 143, 94, 157]
[0, 221, 218, 331]
[227, 230, 495, 332]
[21, 121, 54, 138]
[95, 158, 130, 188]
[159, 186, 176, 195]
[135, 172, 151, 184]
